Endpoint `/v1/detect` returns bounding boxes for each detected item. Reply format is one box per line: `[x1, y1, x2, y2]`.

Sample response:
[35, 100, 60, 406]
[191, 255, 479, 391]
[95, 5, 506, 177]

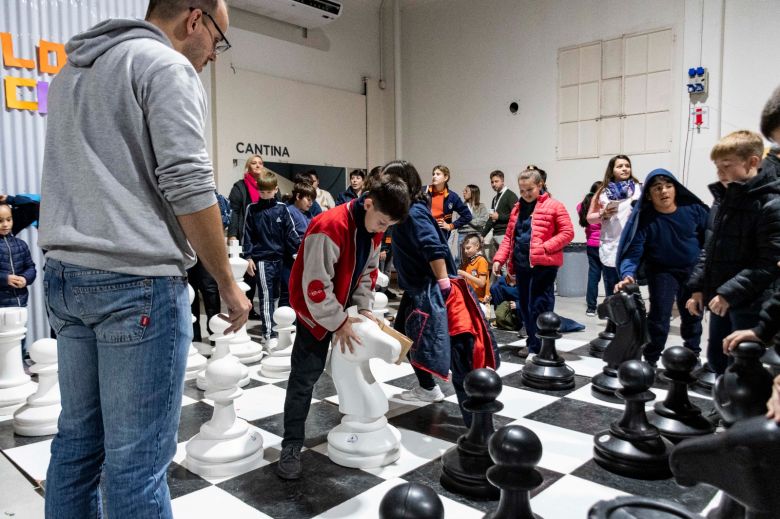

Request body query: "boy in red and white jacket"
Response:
[276, 177, 410, 481]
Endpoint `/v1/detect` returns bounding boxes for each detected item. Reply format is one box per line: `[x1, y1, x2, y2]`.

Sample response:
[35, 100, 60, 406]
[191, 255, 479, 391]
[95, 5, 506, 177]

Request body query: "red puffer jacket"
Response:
[493, 192, 574, 273]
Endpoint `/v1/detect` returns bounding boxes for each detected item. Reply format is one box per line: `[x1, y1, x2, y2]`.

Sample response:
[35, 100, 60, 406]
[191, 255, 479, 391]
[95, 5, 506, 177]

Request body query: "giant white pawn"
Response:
[14, 338, 60, 436]
[372, 291, 390, 324]
[259, 306, 295, 379]
[327, 315, 402, 468]
[185, 356, 264, 477]
[186, 284, 208, 379]
[228, 326, 264, 365]
[0, 308, 37, 415]
[197, 315, 249, 391]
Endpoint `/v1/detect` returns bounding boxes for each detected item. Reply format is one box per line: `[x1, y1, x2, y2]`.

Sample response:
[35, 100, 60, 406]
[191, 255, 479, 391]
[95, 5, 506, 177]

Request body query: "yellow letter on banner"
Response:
[4, 76, 38, 111]
[1, 32, 35, 69]
[38, 39, 66, 74]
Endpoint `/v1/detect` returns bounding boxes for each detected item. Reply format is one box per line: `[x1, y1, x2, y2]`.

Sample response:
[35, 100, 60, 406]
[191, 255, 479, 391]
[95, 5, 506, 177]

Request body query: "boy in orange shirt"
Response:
[458, 233, 489, 301]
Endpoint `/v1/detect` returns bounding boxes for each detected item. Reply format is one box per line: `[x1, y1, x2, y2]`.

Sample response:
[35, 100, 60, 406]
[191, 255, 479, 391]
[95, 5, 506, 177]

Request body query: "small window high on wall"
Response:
[557, 28, 673, 159]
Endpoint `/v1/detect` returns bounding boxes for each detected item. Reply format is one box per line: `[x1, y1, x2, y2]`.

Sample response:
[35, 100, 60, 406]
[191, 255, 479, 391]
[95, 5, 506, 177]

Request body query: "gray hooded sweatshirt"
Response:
[39, 19, 216, 276]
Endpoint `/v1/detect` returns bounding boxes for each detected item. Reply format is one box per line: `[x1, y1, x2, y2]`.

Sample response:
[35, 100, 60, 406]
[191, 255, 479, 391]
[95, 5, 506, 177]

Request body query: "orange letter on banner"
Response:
[4, 76, 38, 111]
[1, 32, 35, 69]
[38, 39, 66, 74]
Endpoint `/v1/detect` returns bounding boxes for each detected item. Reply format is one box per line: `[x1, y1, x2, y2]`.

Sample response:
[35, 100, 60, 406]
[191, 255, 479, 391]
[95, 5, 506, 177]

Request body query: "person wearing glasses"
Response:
[38, 2, 247, 518]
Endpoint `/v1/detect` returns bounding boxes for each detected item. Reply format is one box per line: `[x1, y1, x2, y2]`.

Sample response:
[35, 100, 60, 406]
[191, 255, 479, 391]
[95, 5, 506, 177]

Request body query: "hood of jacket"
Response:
[748, 153, 780, 196]
[66, 19, 172, 68]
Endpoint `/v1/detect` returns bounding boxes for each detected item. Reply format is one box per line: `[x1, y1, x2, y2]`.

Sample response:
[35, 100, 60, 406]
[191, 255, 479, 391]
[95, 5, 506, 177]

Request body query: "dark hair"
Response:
[292, 172, 311, 184]
[489, 170, 505, 180]
[460, 233, 483, 267]
[577, 181, 602, 228]
[292, 181, 316, 201]
[596, 155, 638, 198]
[350, 169, 366, 180]
[761, 85, 780, 141]
[364, 166, 384, 190]
[464, 184, 480, 207]
[380, 160, 426, 203]
[365, 176, 411, 222]
[146, 0, 218, 20]
[305, 169, 318, 179]
[432, 164, 450, 189]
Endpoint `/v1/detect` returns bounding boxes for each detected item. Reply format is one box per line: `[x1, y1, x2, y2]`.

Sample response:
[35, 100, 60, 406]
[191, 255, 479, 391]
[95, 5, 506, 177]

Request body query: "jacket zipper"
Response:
[3, 236, 22, 306]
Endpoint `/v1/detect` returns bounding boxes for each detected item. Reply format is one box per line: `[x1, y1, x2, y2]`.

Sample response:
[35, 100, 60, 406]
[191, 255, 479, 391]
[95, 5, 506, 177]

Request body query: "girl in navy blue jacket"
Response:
[615, 169, 709, 366]
[425, 165, 472, 239]
[0, 203, 36, 308]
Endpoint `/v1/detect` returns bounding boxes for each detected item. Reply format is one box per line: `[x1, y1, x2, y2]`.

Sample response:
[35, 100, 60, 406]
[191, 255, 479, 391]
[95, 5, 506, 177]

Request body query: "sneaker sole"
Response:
[398, 394, 444, 403]
[275, 467, 302, 480]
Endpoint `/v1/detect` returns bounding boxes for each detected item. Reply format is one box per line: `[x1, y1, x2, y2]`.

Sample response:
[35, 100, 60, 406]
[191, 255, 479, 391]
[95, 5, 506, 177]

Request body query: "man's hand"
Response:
[246, 260, 256, 276]
[767, 374, 780, 423]
[723, 329, 761, 353]
[708, 295, 730, 317]
[218, 282, 251, 334]
[492, 261, 502, 276]
[7, 275, 27, 289]
[333, 317, 362, 354]
[685, 292, 704, 316]
[614, 276, 635, 293]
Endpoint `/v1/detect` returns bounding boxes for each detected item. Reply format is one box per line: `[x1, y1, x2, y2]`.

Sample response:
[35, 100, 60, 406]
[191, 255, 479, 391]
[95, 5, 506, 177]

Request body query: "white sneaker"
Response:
[399, 385, 445, 403]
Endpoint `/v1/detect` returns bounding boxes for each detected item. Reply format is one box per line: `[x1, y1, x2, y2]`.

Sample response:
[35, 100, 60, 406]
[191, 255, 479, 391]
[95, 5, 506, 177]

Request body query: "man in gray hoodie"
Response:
[38, 2, 249, 518]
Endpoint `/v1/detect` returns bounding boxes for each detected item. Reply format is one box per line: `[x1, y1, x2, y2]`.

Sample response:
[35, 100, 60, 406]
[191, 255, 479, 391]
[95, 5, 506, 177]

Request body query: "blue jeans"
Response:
[43, 259, 190, 519]
[514, 266, 558, 353]
[707, 311, 733, 375]
[602, 266, 620, 296]
[586, 246, 606, 311]
[644, 268, 702, 363]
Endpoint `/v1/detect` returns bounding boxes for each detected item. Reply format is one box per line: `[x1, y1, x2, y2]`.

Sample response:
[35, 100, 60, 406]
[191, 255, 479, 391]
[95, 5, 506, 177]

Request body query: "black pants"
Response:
[412, 333, 475, 427]
[282, 322, 331, 447]
[187, 262, 220, 342]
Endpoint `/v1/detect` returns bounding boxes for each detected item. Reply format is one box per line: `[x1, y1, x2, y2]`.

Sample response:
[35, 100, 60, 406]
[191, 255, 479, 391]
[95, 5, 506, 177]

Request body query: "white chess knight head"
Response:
[375, 271, 389, 289]
[0, 307, 28, 331]
[335, 315, 400, 365]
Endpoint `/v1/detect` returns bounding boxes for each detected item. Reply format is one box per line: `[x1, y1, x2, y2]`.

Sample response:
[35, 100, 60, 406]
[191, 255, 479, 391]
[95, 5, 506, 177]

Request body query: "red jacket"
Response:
[493, 192, 574, 274]
[289, 201, 382, 340]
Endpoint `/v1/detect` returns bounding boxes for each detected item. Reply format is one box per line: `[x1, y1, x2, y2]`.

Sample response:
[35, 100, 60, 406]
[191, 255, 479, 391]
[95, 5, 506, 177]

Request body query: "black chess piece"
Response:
[485, 425, 544, 519]
[379, 482, 445, 519]
[593, 360, 673, 479]
[588, 318, 615, 358]
[671, 416, 780, 519]
[648, 346, 715, 443]
[713, 342, 773, 427]
[521, 312, 575, 390]
[588, 496, 704, 519]
[693, 362, 718, 391]
[591, 285, 648, 403]
[760, 343, 780, 377]
[440, 368, 502, 499]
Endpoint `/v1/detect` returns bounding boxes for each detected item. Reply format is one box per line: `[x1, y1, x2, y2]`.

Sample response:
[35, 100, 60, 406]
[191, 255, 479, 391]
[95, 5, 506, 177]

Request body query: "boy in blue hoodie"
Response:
[616, 169, 709, 366]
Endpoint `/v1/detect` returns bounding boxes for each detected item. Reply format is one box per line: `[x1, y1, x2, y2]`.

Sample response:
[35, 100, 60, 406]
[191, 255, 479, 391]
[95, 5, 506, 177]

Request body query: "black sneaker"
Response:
[517, 327, 528, 339]
[276, 444, 302, 480]
[515, 346, 530, 358]
[385, 289, 399, 301]
[249, 309, 261, 321]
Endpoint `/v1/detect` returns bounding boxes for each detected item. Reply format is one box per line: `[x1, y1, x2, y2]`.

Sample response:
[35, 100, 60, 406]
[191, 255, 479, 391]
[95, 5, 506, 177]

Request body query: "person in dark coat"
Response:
[615, 169, 709, 366]
[0, 203, 36, 309]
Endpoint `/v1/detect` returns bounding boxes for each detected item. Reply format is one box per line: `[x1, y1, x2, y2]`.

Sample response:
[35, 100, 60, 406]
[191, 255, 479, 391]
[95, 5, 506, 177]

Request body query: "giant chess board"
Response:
[0, 326, 722, 518]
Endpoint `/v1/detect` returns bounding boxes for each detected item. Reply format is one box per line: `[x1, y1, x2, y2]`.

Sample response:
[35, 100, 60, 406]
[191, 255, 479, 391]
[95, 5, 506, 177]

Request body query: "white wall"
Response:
[397, 0, 779, 240]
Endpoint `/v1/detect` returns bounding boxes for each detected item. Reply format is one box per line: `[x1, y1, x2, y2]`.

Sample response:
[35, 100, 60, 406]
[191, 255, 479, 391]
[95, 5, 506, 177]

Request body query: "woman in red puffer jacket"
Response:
[492, 168, 574, 356]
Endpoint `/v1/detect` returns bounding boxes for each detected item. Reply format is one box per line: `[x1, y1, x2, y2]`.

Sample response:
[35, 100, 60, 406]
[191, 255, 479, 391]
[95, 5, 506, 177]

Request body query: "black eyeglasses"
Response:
[191, 8, 231, 55]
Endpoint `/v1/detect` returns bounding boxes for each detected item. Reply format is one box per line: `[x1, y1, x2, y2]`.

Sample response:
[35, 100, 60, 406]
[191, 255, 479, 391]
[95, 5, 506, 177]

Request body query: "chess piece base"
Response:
[440, 445, 499, 500]
[593, 431, 672, 480]
[259, 356, 291, 379]
[648, 409, 715, 443]
[185, 427, 264, 478]
[693, 363, 718, 391]
[193, 341, 214, 357]
[589, 332, 614, 358]
[327, 421, 401, 469]
[0, 381, 37, 415]
[521, 360, 575, 391]
[13, 403, 60, 436]
[588, 495, 704, 519]
[591, 371, 623, 403]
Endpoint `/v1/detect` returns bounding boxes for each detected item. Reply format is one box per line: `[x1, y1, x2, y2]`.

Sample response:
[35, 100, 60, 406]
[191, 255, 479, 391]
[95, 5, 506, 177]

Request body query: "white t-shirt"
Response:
[597, 183, 641, 267]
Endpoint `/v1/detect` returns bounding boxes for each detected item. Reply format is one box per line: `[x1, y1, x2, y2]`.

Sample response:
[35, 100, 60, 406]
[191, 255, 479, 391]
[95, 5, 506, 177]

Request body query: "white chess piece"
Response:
[185, 355, 264, 477]
[197, 315, 250, 391]
[371, 291, 390, 324]
[0, 308, 37, 415]
[13, 338, 60, 436]
[186, 284, 208, 379]
[259, 306, 295, 379]
[224, 243, 264, 364]
[327, 315, 402, 468]
[375, 271, 390, 290]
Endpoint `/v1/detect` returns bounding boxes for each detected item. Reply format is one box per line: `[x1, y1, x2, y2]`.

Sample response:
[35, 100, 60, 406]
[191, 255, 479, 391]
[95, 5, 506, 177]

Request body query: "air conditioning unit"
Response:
[230, 0, 343, 29]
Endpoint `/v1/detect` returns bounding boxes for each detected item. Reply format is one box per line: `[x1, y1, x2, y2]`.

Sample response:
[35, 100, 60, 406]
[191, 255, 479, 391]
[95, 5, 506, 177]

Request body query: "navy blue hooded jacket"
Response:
[617, 169, 709, 280]
[242, 199, 301, 262]
[0, 234, 36, 307]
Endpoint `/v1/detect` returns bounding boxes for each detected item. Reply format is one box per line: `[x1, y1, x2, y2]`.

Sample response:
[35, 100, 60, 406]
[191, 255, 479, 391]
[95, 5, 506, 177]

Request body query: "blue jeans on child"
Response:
[602, 266, 620, 296]
[586, 245, 606, 311]
[514, 265, 558, 353]
[43, 259, 190, 519]
[706, 312, 733, 375]
[644, 267, 702, 364]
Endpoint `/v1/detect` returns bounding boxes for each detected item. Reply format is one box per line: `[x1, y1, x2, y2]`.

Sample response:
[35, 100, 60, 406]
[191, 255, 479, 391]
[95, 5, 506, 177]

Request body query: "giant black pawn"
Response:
[588, 496, 703, 518]
[521, 312, 575, 391]
[760, 343, 780, 376]
[593, 360, 673, 480]
[648, 346, 715, 443]
[713, 341, 773, 427]
[440, 368, 503, 499]
[693, 362, 718, 391]
[589, 318, 615, 358]
[485, 425, 544, 519]
[379, 482, 444, 519]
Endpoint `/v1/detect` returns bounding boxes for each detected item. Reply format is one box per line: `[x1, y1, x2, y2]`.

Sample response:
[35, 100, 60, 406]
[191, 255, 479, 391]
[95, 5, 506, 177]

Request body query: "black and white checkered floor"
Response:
[0, 314, 725, 518]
